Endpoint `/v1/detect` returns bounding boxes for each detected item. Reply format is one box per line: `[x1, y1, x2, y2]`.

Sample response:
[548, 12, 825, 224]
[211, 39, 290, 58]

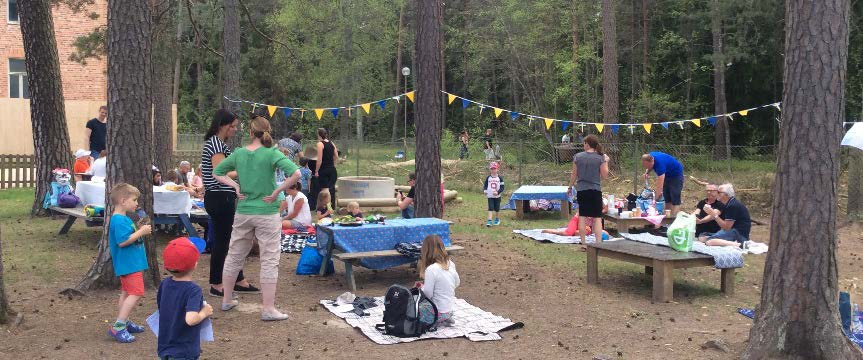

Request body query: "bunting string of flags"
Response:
[442, 90, 781, 134]
[223, 90, 415, 120]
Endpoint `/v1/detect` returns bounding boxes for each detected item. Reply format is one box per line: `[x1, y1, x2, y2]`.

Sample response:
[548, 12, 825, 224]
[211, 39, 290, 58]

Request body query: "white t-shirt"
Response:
[285, 191, 312, 226]
[88, 157, 107, 177]
[421, 260, 460, 314]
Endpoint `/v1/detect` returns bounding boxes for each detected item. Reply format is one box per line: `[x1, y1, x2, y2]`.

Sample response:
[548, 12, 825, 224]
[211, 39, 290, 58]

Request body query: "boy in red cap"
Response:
[157, 238, 213, 359]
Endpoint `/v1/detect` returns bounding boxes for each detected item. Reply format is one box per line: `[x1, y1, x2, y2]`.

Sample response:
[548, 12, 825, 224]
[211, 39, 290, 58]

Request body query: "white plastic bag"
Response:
[667, 212, 695, 252]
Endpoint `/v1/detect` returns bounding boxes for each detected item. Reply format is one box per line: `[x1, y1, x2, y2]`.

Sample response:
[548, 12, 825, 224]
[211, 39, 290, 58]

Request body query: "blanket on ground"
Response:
[320, 296, 523, 344]
[512, 229, 613, 244]
[621, 232, 745, 269]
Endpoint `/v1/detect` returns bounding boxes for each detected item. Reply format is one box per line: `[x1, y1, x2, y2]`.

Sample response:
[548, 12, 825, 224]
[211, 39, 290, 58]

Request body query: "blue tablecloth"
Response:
[317, 218, 451, 270]
[503, 185, 571, 210]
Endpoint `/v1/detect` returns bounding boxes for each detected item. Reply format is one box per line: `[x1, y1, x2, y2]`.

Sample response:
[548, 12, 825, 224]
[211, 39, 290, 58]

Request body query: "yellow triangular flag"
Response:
[738, 109, 749, 116]
[692, 118, 701, 127]
[405, 91, 415, 103]
[544, 118, 553, 130]
[314, 109, 324, 120]
[267, 105, 277, 117]
[595, 123, 604, 133]
[643, 123, 652, 134]
[493, 108, 504, 119]
[448, 94, 457, 104]
[360, 103, 371, 114]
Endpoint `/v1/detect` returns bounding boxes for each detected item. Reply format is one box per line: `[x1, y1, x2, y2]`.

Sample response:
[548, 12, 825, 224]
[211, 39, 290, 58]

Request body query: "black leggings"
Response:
[318, 167, 338, 209]
[204, 191, 244, 286]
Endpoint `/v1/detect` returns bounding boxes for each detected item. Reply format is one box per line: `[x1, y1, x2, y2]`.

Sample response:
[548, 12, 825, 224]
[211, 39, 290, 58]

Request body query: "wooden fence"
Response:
[0, 151, 202, 189]
[0, 154, 36, 189]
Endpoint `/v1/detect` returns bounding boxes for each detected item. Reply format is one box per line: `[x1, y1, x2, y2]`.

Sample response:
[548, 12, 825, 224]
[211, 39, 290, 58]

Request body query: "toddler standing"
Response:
[483, 162, 505, 227]
[157, 237, 213, 359]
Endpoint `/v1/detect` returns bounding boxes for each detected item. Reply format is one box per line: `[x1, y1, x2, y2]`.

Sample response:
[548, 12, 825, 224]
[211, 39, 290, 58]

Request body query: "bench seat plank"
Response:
[334, 245, 464, 260]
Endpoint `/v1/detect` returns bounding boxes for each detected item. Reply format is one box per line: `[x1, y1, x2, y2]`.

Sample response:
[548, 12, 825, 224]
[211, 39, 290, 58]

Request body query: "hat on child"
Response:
[74, 149, 90, 158]
[163, 237, 200, 272]
[489, 161, 500, 170]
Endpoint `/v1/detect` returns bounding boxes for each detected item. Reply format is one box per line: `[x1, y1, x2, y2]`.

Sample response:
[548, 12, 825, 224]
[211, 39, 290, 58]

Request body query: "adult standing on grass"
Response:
[641, 151, 685, 215]
[201, 109, 258, 298]
[482, 128, 494, 160]
[277, 132, 304, 162]
[458, 130, 470, 160]
[214, 116, 300, 321]
[567, 135, 609, 246]
[314, 128, 339, 210]
[85, 105, 108, 160]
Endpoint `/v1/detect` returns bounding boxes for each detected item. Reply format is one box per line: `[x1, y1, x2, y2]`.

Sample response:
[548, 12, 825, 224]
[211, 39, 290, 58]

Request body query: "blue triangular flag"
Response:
[282, 108, 293, 118]
[562, 122, 571, 131]
[661, 122, 669, 129]
[331, 108, 340, 119]
[377, 100, 387, 110]
[462, 99, 470, 109]
[611, 125, 620, 134]
[510, 112, 520, 121]
[708, 116, 717, 126]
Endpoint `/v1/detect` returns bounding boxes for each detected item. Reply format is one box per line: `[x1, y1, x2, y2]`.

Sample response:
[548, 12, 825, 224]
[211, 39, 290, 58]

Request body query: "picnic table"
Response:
[586, 239, 734, 302]
[315, 218, 460, 290]
[51, 206, 209, 238]
[603, 213, 675, 232]
[75, 181, 194, 215]
[503, 185, 572, 219]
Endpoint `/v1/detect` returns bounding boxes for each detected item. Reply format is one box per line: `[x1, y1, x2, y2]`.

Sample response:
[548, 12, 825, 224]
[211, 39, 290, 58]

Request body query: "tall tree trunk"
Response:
[19, 0, 74, 216]
[0, 225, 10, 324]
[571, 1, 580, 124]
[641, 0, 649, 85]
[743, 0, 861, 358]
[172, 4, 183, 105]
[414, 0, 443, 219]
[601, 0, 621, 173]
[78, 0, 160, 290]
[711, 0, 729, 160]
[392, 3, 404, 143]
[222, 0, 242, 149]
[153, 0, 176, 174]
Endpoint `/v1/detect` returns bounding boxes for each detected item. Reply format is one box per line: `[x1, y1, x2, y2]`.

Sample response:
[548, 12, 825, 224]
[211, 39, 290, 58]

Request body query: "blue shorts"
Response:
[662, 175, 684, 206]
[704, 229, 748, 244]
[90, 150, 101, 160]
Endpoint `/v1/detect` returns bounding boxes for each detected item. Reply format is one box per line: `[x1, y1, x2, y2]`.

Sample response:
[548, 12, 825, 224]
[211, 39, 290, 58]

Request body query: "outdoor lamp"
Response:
[402, 67, 410, 76]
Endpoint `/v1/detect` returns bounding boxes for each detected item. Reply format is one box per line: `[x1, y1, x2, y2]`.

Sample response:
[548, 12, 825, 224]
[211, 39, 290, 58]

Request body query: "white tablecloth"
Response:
[75, 181, 193, 215]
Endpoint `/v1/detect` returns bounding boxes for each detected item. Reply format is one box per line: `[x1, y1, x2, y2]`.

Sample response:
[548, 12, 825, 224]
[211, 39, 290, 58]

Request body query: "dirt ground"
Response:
[1, 197, 862, 359]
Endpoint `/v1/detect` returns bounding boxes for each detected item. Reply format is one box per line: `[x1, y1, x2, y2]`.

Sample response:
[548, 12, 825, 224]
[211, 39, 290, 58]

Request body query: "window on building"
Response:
[8, 59, 28, 99]
[8, 0, 18, 23]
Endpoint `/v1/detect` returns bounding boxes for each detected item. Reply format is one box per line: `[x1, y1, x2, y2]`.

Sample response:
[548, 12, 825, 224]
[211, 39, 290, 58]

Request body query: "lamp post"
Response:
[402, 66, 410, 157]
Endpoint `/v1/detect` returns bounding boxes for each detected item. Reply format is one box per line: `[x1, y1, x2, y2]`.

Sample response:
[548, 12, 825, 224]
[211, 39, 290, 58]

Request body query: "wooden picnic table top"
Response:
[588, 239, 712, 262]
[603, 213, 676, 222]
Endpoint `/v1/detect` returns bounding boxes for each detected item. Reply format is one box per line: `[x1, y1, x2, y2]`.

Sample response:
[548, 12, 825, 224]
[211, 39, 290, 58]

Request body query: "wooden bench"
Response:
[330, 245, 465, 291]
[50, 206, 208, 237]
[586, 240, 734, 302]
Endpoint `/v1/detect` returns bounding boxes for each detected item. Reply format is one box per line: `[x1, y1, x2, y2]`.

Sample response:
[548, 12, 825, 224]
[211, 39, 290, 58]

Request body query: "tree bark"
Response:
[743, 0, 861, 358]
[153, 0, 176, 174]
[711, 0, 729, 160]
[392, 3, 404, 144]
[571, 0, 580, 124]
[414, 0, 443, 219]
[19, 0, 75, 217]
[222, 0, 242, 149]
[78, 0, 160, 291]
[172, 3, 183, 105]
[601, 0, 621, 173]
[0, 225, 10, 324]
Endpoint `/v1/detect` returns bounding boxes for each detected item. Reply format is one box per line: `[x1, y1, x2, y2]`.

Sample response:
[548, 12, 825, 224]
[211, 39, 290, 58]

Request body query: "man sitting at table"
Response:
[177, 161, 192, 186]
[694, 183, 725, 236]
[697, 183, 752, 249]
[397, 172, 416, 219]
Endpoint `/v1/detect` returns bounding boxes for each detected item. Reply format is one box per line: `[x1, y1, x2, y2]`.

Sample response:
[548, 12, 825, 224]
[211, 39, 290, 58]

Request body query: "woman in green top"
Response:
[213, 116, 300, 321]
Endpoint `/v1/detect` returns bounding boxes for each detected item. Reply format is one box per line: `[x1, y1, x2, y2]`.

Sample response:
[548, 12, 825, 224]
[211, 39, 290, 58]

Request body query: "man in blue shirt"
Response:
[641, 151, 685, 215]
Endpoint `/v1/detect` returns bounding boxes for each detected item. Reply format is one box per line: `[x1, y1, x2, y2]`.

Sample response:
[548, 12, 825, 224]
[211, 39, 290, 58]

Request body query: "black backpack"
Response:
[376, 285, 438, 338]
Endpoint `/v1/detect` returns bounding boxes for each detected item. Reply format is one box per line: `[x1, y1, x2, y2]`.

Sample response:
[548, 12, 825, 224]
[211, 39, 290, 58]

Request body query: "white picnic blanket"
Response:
[512, 229, 613, 244]
[320, 296, 521, 344]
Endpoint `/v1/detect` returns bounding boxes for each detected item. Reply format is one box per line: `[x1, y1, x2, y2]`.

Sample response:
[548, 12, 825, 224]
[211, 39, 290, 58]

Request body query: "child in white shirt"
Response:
[415, 235, 460, 327]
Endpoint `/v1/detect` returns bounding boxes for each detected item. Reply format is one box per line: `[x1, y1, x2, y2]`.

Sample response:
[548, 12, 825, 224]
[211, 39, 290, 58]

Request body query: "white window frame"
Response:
[8, 58, 27, 99]
[7, 0, 18, 24]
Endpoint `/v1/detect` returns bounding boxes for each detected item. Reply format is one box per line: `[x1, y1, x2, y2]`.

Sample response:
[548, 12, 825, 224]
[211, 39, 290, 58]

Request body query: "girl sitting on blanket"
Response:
[542, 211, 610, 239]
[415, 235, 460, 328]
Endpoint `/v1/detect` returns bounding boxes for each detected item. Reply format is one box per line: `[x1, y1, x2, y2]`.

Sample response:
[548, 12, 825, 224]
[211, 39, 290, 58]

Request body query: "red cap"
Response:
[163, 237, 200, 272]
[489, 161, 499, 170]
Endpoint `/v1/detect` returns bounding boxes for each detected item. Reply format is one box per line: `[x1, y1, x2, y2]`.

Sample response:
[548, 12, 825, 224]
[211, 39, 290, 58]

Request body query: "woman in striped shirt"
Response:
[201, 109, 259, 298]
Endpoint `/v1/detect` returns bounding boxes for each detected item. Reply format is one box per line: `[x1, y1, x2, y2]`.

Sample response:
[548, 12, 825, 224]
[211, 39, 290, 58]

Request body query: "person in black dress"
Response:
[313, 128, 339, 210]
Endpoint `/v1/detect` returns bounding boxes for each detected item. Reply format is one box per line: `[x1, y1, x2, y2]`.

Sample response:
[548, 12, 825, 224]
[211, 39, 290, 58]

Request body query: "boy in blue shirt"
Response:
[298, 156, 312, 197]
[158, 237, 213, 359]
[108, 183, 152, 343]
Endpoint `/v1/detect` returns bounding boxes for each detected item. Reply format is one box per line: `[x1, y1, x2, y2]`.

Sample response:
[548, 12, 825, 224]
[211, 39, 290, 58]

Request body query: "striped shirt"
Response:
[201, 136, 234, 192]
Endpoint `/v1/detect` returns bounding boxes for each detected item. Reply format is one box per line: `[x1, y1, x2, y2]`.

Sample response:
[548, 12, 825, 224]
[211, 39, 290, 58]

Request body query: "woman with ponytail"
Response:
[213, 116, 301, 321]
[314, 128, 339, 210]
[567, 135, 610, 246]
